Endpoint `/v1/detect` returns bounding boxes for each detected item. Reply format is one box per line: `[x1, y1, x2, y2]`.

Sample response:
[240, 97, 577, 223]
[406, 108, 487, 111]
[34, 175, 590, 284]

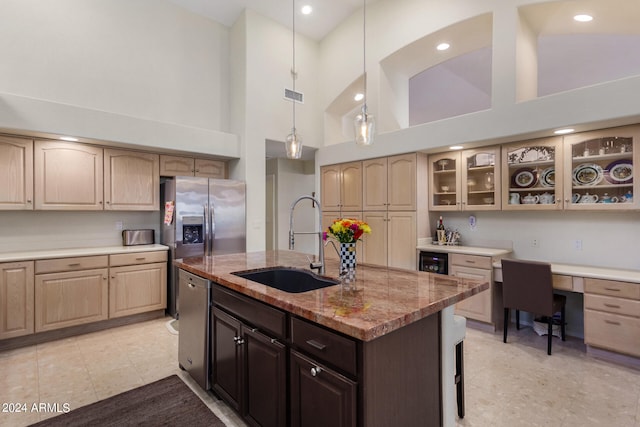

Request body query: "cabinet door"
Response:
[362, 212, 387, 266]
[195, 158, 226, 178]
[429, 152, 460, 211]
[340, 162, 363, 211]
[244, 327, 287, 427]
[35, 268, 109, 332]
[450, 265, 492, 323]
[0, 261, 34, 339]
[104, 149, 159, 211]
[108, 262, 167, 318]
[211, 307, 242, 412]
[362, 157, 388, 211]
[501, 136, 563, 210]
[290, 350, 357, 427]
[562, 124, 639, 210]
[0, 136, 33, 210]
[320, 165, 341, 211]
[462, 147, 501, 211]
[387, 211, 417, 270]
[159, 155, 194, 177]
[34, 141, 104, 210]
[387, 153, 416, 211]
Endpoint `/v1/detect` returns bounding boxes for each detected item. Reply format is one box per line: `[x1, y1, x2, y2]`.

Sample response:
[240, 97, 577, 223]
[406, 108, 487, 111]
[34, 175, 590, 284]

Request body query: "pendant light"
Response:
[354, 0, 375, 146]
[285, 0, 302, 159]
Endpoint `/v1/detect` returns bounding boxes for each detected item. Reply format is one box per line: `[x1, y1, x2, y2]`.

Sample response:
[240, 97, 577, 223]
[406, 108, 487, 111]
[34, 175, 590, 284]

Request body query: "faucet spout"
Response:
[289, 195, 324, 274]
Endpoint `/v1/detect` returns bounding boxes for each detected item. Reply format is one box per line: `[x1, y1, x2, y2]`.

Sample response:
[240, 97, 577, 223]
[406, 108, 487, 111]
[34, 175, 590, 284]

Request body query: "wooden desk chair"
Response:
[501, 259, 566, 355]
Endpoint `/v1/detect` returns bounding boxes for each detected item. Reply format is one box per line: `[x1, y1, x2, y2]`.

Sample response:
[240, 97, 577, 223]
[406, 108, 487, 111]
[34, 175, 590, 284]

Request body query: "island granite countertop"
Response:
[174, 250, 488, 342]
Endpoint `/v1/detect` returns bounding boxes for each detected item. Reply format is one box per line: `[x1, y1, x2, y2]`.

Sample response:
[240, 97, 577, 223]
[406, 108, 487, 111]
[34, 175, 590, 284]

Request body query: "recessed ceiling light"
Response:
[354, 93, 364, 101]
[59, 136, 78, 141]
[573, 14, 593, 22]
[436, 43, 450, 51]
[554, 128, 575, 135]
[301, 5, 312, 15]
[449, 145, 463, 150]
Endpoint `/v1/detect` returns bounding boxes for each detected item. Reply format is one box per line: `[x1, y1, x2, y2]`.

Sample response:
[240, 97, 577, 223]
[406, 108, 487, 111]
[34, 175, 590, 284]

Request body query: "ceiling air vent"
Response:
[284, 88, 304, 104]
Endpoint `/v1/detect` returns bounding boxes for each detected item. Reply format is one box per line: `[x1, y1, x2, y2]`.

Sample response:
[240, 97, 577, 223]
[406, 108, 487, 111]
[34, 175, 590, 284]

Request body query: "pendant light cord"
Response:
[292, 0, 296, 130]
[362, 0, 367, 111]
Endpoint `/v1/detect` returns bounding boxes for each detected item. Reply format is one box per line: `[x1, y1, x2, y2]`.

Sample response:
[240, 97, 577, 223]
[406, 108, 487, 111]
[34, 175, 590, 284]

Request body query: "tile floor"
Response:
[1, 317, 639, 427]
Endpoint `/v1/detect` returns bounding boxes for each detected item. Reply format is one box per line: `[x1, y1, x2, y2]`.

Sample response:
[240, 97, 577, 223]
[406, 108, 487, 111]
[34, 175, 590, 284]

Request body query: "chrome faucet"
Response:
[289, 195, 324, 274]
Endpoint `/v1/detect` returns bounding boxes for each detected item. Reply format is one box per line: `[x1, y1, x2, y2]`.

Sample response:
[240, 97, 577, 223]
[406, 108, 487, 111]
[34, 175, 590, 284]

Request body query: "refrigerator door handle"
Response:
[203, 204, 209, 256]
[210, 202, 216, 251]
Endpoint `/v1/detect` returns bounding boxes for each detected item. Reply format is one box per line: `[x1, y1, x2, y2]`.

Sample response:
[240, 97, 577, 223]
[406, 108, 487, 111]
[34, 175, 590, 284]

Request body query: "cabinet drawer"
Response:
[552, 274, 573, 291]
[212, 285, 286, 340]
[109, 251, 167, 267]
[450, 253, 491, 270]
[35, 256, 108, 274]
[584, 278, 640, 300]
[290, 316, 357, 376]
[584, 309, 640, 357]
[584, 294, 640, 317]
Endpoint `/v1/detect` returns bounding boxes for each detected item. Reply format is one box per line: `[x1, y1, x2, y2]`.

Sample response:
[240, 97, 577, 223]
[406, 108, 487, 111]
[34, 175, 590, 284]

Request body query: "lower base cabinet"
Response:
[290, 350, 357, 427]
[109, 262, 167, 318]
[0, 261, 35, 339]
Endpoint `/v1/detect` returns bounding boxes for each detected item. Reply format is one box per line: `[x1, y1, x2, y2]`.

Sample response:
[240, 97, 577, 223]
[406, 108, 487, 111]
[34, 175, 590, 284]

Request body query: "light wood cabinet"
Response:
[0, 135, 33, 210]
[109, 259, 167, 318]
[362, 211, 416, 270]
[35, 264, 109, 332]
[363, 154, 417, 211]
[449, 254, 494, 324]
[104, 149, 159, 211]
[0, 261, 34, 339]
[320, 162, 362, 212]
[584, 278, 640, 357]
[160, 155, 226, 178]
[34, 140, 104, 210]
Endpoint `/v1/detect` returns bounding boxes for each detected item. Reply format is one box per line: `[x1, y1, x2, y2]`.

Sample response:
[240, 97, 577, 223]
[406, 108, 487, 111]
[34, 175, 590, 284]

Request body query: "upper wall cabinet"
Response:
[429, 147, 501, 211]
[0, 136, 33, 210]
[160, 155, 226, 179]
[562, 125, 638, 210]
[320, 162, 362, 212]
[34, 141, 104, 210]
[501, 137, 563, 211]
[363, 153, 417, 211]
[104, 149, 159, 211]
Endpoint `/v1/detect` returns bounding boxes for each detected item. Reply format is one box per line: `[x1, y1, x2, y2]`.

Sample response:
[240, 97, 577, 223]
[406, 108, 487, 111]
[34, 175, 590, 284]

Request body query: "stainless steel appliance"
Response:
[161, 177, 246, 317]
[419, 251, 448, 275]
[178, 269, 212, 390]
[122, 229, 155, 246]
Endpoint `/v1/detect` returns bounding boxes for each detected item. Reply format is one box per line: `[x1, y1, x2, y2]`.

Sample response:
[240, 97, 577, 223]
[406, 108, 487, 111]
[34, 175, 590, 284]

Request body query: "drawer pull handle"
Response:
[604, 320, 621, 326]
[311, 366, 322, 377]
[306, 339, 327, 351]
[136, 257, 146, 261]
[603, 303, 621, 309]
[604, 288, 621, 292]
[465, 260, 476, 264]
[68, 263, 81, 267]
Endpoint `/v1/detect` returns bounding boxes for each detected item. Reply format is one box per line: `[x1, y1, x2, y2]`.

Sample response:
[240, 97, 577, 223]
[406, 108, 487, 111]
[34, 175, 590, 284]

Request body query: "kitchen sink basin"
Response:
[232, 267, 339, 293]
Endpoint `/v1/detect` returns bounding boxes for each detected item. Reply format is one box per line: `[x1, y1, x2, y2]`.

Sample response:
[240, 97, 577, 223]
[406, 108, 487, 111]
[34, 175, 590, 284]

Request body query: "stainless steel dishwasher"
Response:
[178, 269, 211, 390]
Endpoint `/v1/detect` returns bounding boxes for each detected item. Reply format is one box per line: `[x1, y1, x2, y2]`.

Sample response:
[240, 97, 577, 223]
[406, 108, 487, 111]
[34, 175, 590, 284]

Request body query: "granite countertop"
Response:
[0, 244, 170, 263]
[174, 250, 489, 342]
[416, 243, 512, 257]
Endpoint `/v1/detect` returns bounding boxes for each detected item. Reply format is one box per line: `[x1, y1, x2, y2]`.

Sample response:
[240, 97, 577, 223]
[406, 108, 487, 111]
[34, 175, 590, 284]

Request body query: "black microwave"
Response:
[419, 251, 448, 275]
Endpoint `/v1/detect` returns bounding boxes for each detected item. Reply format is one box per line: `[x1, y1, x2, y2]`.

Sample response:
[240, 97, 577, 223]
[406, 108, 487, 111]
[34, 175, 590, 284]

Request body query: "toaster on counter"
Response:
[122, 229, 155, 246]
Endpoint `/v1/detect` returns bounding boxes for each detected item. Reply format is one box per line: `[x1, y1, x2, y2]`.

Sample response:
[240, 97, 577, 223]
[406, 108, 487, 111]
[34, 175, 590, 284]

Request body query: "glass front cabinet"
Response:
[501, 137, 563, 211]
[429, 152, 459, 211]
[562, 125, 638, 210]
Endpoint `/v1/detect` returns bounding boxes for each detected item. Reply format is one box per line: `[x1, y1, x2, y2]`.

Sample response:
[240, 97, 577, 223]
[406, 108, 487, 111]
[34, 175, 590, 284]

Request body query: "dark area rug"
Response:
[30, 375, 226, 427]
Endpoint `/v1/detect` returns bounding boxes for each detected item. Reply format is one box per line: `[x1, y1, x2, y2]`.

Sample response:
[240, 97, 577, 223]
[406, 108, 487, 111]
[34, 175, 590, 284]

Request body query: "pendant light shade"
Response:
[285, 0, 302, 159]
[354, 0, 374, 146]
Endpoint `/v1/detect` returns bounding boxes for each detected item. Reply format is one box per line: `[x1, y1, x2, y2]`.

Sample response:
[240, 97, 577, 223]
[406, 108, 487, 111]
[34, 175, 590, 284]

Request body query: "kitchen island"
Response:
[175, 250, 489, 427]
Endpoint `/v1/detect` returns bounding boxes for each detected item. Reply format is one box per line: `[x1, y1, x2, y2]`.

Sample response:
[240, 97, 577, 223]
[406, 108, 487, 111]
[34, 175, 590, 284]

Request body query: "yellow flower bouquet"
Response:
[323, 218, 371, 243]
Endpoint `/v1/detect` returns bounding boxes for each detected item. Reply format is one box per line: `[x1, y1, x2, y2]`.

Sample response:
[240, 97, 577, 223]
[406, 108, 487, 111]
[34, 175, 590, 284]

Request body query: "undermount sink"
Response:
[231, 267, 339, 293]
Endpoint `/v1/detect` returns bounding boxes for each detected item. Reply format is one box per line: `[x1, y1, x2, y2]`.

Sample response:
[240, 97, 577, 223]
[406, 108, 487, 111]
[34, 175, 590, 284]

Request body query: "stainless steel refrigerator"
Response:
[161, 177, 246, 318]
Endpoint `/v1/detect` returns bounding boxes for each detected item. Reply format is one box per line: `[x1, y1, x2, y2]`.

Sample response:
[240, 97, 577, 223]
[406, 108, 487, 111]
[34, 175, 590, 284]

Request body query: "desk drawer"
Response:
[290, 316, 357, 376]
[109, 251, 167, 267]
[585, 294, 640, 317]
[552, 274, 573, 291]
[584, 309, 640, 357]
[450, 254, 491, 270]
[584, 278, 640, 300]
[35, 256, 108, 274]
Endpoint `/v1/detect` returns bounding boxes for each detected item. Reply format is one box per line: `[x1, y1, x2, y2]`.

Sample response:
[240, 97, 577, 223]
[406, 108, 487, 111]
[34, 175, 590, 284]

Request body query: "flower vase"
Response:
[339, 242, 357, 286]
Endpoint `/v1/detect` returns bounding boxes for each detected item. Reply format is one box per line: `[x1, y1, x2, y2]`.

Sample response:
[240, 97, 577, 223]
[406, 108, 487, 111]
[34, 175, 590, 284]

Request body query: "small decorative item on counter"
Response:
[324, 218, 371, 287]
[434, 217, 460, 246]
[437, 216, 446, 245]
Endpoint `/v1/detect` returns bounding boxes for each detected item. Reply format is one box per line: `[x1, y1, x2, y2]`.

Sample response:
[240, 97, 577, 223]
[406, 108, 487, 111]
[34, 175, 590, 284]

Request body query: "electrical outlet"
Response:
[574, 239, 583, 251]
[115, 221, 124, 231]
[531, 239, 539, 248]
